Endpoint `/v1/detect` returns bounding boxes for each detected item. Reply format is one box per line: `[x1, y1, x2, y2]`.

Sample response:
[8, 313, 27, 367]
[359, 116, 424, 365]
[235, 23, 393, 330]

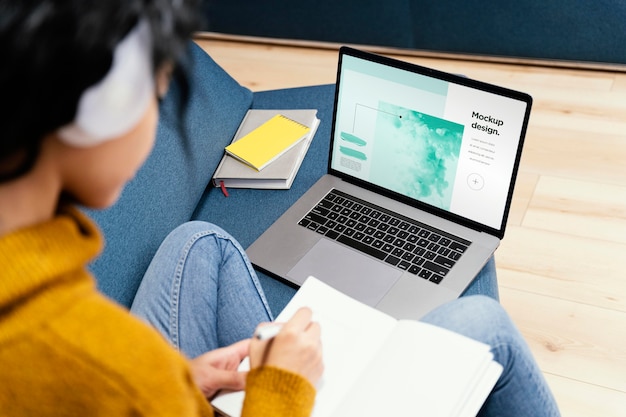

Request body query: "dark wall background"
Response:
[202, 0, 626, 66]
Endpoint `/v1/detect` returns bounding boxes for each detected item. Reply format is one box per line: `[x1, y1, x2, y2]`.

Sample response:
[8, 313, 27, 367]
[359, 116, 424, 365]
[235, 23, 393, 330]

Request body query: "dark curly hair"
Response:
[0, 0, 202, 181]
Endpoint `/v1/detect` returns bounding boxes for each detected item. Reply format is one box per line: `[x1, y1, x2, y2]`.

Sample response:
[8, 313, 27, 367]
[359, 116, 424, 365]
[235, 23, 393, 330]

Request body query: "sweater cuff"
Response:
[241, 366, 316, 417]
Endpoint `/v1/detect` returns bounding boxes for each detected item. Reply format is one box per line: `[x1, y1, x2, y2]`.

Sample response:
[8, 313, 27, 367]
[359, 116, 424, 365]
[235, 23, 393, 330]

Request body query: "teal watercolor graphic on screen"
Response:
[339, 146, 367, 160]
[370, 102, 463, 210]
[340, 132, 368, 147]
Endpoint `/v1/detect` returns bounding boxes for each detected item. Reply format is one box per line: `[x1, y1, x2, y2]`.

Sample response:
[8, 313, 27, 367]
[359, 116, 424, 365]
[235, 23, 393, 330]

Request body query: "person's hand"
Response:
[189, 339, 250, 398]
[249, 307, 324, 386]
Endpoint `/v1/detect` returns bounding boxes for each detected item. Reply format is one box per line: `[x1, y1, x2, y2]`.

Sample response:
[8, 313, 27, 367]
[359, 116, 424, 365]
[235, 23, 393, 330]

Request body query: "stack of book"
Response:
[212, 109, 320, 191]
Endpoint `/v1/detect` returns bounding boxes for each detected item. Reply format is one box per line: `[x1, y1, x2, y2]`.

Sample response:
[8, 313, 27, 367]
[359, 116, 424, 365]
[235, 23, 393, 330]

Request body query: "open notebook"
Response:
[212, 277, 502, 417]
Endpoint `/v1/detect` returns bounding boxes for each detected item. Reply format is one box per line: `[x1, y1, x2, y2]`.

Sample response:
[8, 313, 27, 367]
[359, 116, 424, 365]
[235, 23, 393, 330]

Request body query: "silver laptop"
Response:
[248, 47, 532, 319]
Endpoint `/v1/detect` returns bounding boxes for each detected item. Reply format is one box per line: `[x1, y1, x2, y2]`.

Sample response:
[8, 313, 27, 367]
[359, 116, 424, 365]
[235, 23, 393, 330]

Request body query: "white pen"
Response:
[254, 323, 283, 341]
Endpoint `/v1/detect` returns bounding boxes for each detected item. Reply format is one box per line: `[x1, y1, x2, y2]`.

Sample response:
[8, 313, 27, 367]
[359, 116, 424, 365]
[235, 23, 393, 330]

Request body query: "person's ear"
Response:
[156, 61, 174, 99]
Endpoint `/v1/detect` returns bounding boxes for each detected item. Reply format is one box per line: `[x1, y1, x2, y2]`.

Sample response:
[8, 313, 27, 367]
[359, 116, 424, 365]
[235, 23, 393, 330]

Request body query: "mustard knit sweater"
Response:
[0, 208, 315, 416]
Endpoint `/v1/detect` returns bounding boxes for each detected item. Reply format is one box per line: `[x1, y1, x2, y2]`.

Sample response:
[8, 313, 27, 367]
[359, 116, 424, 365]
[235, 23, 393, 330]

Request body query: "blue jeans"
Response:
[131, 221, 273, 358]
[131, 221, 560, 417]
[421, 297, 561, 416]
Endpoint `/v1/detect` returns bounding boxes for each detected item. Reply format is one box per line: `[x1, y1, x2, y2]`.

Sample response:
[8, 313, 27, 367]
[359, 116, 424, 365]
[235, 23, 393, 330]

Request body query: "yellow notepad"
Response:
[225, 114, 311, 171]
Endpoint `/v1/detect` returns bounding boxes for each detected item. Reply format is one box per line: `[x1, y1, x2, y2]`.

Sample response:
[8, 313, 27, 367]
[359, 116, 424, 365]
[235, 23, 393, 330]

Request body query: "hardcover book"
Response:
[212, 109, 319, 190]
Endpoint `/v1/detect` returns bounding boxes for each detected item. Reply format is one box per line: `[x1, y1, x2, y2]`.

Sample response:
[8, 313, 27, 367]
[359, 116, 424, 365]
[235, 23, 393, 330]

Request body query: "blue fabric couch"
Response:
[202, 0, 626, 66]
[87, 42, 490, 316]
[87, 42, 330, 314]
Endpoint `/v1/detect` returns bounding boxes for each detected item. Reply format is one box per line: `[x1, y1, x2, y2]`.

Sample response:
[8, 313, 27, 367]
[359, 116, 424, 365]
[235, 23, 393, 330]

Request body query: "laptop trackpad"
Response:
[287, 239, 401, 307]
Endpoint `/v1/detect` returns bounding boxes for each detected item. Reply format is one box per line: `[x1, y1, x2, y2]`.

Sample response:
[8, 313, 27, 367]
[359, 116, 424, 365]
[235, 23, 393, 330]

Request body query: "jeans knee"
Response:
[463, 294, 503, 315]
[460, 295, 515, 333]
[422, 295, 515, 345]
[152, 221, 233, 264]
[168, 221, 227, 242]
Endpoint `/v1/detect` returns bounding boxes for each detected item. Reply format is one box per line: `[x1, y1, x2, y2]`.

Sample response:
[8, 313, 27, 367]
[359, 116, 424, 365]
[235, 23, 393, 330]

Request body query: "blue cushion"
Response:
[192, 84, 336, 315]
[87, 42, 253, 307]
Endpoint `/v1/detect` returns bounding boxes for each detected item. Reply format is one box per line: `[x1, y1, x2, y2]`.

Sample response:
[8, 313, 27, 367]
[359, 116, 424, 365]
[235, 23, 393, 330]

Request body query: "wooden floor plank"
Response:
[523, 176, 626, 244]
[498, 226, 626, 312]
[545, 374, 626, 417]
[521, 126, 626, 186]
[500, 287, 626, 392]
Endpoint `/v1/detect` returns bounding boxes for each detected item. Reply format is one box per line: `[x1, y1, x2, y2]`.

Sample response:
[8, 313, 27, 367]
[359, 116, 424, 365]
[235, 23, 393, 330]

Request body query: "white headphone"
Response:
[57, 19, 154, 147]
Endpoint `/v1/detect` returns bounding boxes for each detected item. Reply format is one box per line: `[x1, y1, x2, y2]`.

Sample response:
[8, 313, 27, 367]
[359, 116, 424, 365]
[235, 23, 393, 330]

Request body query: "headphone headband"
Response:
[58, 19, 154, 147]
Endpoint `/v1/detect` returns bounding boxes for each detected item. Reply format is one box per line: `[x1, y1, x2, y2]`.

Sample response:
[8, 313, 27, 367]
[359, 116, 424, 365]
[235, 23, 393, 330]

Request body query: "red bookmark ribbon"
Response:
[219, 181, 229, 197]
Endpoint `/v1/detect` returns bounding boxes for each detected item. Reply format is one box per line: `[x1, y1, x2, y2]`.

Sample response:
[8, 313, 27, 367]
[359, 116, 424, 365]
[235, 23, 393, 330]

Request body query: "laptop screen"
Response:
[329, 47, 532, 237]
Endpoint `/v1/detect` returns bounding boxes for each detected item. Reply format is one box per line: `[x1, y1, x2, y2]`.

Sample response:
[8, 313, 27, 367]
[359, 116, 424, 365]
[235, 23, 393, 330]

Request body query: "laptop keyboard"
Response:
[297, 189, 471, 284]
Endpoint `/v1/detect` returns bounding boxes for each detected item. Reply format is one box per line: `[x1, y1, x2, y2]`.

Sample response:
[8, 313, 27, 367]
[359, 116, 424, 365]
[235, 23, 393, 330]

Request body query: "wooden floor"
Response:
[195, 36, 626, 416]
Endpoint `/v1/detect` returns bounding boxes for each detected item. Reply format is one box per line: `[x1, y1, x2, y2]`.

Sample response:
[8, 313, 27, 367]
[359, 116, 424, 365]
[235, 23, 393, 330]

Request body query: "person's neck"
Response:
[0, 162, 61, 236]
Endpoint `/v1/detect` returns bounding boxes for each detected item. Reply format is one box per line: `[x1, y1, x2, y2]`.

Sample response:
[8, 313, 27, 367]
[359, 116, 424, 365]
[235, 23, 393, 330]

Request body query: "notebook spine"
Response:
[278, 114, 310, 131]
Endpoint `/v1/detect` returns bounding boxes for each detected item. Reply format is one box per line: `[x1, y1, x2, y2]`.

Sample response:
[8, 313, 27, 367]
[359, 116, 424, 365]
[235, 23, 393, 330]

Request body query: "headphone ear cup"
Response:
[58, 19, 154, 147]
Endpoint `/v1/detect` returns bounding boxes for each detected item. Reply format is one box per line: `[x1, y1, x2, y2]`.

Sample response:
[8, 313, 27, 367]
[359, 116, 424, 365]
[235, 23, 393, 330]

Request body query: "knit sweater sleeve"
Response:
[241, 366, 316, 417]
